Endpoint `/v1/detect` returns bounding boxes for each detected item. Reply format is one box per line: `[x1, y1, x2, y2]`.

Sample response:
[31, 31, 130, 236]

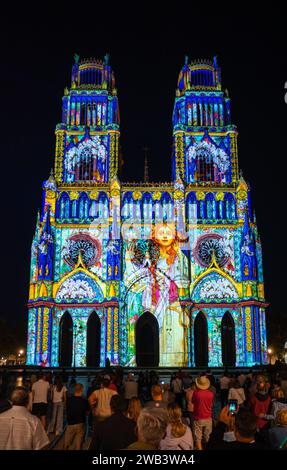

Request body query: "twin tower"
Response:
[26, 55, 268, 368]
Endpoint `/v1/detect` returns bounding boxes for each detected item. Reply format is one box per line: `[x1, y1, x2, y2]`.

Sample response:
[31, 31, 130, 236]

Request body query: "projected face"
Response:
[155, 224, 174, 248]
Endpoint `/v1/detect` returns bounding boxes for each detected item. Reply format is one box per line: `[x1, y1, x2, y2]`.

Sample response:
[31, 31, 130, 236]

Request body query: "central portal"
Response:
[136, 312, 159, 367]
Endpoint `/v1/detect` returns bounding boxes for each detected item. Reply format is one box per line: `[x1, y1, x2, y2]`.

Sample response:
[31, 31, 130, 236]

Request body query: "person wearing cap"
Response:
[191, 375, 215, 450]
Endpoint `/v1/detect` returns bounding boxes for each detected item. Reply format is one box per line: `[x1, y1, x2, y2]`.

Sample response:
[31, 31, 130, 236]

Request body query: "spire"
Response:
[143, 146, 150, 183]
[43, 170, 57, 191]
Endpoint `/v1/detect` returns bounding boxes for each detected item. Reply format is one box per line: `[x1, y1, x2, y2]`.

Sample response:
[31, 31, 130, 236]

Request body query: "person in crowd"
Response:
[268, 409, 287, 449]
[87, 378, 98, 399]
[162, 383, 174, 404]
[258, 387, 287, 426]
[205, 369, 216, 389]
[45, 372, 53, 428]
[280, 372, 287, 399]
[88, 377, 117, 427]
[228, 378, 246, 406]
[124, 372, 138, 399]
[64, 383, 90, 450]
[271, 380, 284, 399]
[171, 371, 183, 408]
[182, 372, 192, 391]
[90, 395, 136, 450]
[144, 384, 168, 409]
[126, 397, 142, 423]
[207, 406, 268, 450]
[108, 373, 118, 393]
[32, 372, 50, 429]
[0, 390, 12, 414]
[160, 403, 193, 450]
[105, 357, 111, 369]
[67, 377, 77, 397]
[47, 375, 67, 436]
[0, 387, 49, 450]
[219, 369, 230, 408]
[126, 407, 168, 450]
[248, 374, 271, 431]
[185, 381, 196, 427]
[192, 376, 214, 450]
[237, 371, 246, 388]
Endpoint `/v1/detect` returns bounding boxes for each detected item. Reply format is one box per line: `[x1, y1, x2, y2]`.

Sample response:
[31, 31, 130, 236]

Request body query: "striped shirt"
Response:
[0, 406, 49, 450]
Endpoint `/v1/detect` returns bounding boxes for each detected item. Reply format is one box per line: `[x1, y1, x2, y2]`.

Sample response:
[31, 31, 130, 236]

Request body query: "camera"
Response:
[227, 399, 238, 416]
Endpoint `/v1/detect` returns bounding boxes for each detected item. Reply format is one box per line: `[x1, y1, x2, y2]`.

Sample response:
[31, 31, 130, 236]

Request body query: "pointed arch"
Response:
[136, 312, 159, 367]
[221, 311, 236, 366]
[86, 311, 101, 366]
[59, 311, 73, 366]
[78, 192, 89, 218]
[98, 191, 109, 219]
[142, 192, 153, 221]
[194, 311, 208, 366]
[186, 192, 197, 222]
[58, 192, 70, 219]
[206, 193, 217, 219]
[224, 193, 236, 220]
[161, 192, 173, 221]
[122, 192, 133, 220]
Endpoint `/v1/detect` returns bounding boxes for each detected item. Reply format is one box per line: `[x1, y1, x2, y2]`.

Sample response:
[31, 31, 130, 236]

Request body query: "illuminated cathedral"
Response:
[26, 55, 268, 368]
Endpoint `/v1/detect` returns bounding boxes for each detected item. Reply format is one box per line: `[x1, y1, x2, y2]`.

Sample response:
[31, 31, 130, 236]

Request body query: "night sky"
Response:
[0, 8, 286, 351]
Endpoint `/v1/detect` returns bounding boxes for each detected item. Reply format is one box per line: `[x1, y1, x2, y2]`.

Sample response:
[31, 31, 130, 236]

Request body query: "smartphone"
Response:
[227, 399, 238, 416]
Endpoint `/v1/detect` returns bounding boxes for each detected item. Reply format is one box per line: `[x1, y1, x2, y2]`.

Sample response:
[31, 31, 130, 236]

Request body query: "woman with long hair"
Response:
[160, 403, 193, 450]
[47, 375, 67, 436]
[126, 397, 142, 423]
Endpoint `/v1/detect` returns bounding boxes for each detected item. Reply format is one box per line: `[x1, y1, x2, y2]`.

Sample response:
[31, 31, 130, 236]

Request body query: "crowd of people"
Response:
[0, 364, 287, 451]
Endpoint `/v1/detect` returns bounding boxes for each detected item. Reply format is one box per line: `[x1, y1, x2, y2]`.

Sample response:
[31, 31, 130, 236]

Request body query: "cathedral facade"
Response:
[26, 55, 268, 368]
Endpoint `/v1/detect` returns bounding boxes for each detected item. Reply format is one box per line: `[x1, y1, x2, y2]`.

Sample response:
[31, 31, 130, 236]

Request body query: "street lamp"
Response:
[268, 348, 272, 365]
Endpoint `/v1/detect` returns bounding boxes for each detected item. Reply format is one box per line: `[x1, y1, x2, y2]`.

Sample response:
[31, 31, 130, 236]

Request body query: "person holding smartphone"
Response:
[228, 379, 246, 407]
[206, 407, 269, 450]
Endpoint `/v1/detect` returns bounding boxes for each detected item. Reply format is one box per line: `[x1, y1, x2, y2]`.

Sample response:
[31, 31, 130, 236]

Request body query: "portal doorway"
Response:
[136, 312, 159, 367]
[221, 312, 236, 366]
[194, 312, 208, 367]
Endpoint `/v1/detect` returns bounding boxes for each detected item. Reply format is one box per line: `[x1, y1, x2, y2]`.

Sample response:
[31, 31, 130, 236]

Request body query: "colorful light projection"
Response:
[123, 223, 189, 366]
[27, 55, 268, 368]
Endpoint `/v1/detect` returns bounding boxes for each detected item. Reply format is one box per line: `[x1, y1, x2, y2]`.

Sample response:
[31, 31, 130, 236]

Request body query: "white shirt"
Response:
[32, 379, 50, 403]
[89, 388, 117, 419]
[0, 406, 49, 450]
[219, 376, 230, 390]
[52, 385, 67, 403]
[228, 387, 246, 406]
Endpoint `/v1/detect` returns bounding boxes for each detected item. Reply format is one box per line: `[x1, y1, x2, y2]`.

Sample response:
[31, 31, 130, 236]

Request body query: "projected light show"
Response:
[26, 55, 268, 368]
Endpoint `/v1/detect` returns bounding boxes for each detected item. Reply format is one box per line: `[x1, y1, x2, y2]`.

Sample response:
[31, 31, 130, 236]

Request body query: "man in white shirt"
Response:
[32, 372, 50, 429]
[0, 387, 49, 450]
[88, 378, 117, 427]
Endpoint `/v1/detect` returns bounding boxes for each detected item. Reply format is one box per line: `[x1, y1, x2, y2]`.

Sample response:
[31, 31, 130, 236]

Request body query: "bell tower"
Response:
[172, 56, 238, 186]
[55, 54, 120, 184]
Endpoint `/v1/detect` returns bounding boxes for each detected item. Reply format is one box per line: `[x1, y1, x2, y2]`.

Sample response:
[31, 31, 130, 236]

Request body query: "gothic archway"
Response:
[59, 311, 73, 367]
[86, 311, 101, 367]
[136, 312, 159, 367]
[194, 312, 208, 367]
[221, 311, 236, 366]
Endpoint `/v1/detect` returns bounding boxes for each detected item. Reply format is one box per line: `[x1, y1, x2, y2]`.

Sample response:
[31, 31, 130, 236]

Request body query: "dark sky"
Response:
[0, 7, 286, 350]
